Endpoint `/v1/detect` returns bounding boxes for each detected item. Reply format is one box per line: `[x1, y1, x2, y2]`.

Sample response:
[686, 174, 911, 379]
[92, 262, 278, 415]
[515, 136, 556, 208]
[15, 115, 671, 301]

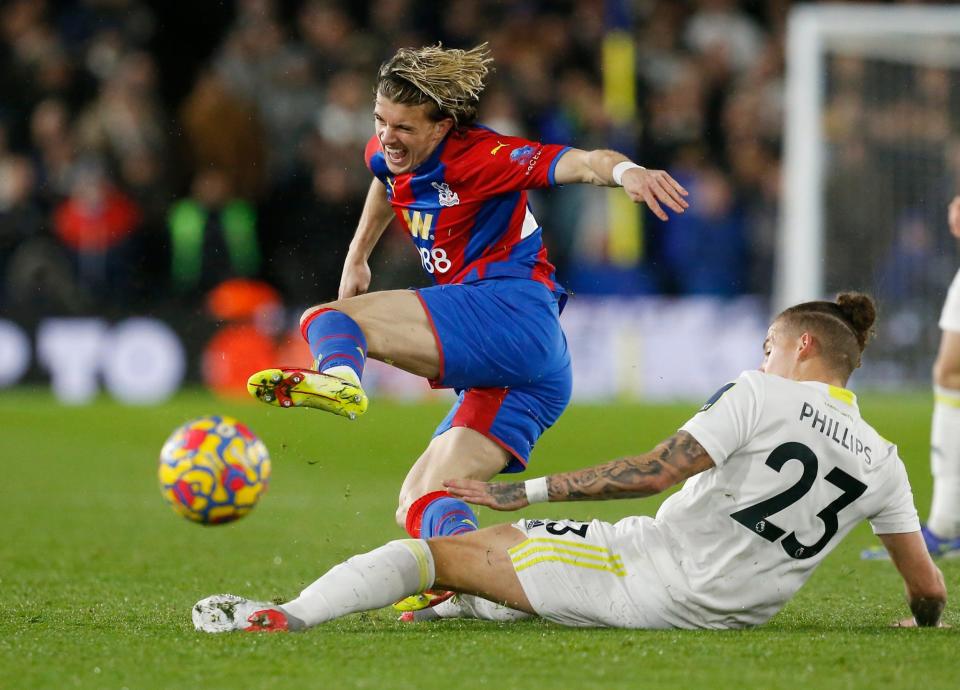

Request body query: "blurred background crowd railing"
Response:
[1, 0, 959, 399]
[0, 0, 793, 318]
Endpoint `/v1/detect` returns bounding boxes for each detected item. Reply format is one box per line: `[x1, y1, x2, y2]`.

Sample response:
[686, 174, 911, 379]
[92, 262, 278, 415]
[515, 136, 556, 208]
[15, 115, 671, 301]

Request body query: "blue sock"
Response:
[419, 496, 479, 537]
[302, 309, 367, 380]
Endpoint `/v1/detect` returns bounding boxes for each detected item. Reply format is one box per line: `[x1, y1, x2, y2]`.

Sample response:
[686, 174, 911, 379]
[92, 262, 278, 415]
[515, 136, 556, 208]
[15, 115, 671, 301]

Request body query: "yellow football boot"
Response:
[392, 589, 455, 613]
[246, 368, 367, 420]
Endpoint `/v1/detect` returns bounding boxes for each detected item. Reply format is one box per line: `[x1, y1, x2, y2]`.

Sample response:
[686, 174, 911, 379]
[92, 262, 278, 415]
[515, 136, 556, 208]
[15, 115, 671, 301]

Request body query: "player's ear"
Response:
[434, 117, 454, 138]
[796, 331, 818, 360]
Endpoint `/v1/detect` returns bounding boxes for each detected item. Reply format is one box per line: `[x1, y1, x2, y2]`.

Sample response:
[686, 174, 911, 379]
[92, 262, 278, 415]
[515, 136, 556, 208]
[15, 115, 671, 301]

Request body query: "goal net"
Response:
[778, 4, 960, 385]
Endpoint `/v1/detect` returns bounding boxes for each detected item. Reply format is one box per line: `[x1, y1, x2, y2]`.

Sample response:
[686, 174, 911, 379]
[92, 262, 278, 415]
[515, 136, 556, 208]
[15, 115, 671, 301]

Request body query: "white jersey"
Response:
[509, 371, 920, 630]
[641, 370, 920, 627]
[939, 267, 960, 333]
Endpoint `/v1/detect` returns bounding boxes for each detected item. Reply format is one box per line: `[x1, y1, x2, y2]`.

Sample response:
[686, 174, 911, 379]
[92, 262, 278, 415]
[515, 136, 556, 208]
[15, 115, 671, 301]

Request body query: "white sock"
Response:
[433, 594, 533, 622]
[281, 539, 434, 628]
[321, 364, 360, 385]
[929, 386, 960, 538]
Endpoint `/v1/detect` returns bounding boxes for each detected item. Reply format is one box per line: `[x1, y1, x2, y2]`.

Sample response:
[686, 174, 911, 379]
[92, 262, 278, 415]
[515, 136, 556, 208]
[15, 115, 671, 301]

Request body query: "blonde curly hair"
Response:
[376, 43, 494, 128]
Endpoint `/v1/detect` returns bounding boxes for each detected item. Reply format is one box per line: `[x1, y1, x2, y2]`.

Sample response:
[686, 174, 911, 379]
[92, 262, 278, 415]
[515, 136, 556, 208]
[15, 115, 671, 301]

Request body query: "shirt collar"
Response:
[799, 380, 858, 409]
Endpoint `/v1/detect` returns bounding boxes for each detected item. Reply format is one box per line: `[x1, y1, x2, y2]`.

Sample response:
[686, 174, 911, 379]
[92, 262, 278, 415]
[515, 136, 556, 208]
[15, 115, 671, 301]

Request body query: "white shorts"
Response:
[509, 517, 676, 629]
[940, 268, 960, 333]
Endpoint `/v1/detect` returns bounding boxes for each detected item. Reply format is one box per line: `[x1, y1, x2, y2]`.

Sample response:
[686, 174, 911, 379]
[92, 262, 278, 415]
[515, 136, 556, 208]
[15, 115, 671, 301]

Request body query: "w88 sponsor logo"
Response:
[419, 247, 452, 274]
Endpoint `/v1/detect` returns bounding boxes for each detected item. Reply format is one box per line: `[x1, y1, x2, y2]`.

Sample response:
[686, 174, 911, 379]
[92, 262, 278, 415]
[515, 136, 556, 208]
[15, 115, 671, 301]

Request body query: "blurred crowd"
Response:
[821, 42, 960, 378]
[824, 50, 960, 300]
[0, 0, 957, 321]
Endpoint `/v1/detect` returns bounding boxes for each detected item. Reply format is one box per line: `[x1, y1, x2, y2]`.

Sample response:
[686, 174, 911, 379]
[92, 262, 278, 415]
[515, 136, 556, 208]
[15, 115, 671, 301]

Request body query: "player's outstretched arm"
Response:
[879, 531, 948, 627]
[445, 430, 715, 511]
[551, 148, 689, 221]
[339, 178, 396, 299]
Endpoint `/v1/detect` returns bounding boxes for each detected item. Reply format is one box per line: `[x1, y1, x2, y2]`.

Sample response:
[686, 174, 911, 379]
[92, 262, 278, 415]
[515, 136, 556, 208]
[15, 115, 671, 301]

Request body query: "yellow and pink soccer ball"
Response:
[158, 415, 271, 525]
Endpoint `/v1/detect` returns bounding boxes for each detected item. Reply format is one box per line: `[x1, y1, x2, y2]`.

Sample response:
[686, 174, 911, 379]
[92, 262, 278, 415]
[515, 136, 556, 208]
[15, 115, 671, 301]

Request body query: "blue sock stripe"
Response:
[310, 333, 366, 351]
[317, 351, 365, 371]
[305, 311, 368, 381]
[420, 496, 479, 538]
[439, 515, 477, 536]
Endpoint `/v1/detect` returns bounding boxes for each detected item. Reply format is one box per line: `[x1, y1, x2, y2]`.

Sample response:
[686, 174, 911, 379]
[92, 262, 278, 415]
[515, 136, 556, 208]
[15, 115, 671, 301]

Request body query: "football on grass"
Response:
[158, 415, 271, 524]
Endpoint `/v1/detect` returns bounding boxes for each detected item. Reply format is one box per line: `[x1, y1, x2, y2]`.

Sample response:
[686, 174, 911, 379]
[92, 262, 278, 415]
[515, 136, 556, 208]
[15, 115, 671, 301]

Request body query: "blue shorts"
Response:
[415, 278, 572, 473]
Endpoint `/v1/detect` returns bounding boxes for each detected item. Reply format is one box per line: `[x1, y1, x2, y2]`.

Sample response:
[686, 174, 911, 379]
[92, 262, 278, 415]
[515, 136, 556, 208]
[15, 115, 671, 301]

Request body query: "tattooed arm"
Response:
[443, 431, 715, 511]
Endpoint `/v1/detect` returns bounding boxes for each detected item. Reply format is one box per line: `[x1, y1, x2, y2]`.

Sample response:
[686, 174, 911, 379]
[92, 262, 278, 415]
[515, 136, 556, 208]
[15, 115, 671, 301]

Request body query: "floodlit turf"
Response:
[1, 387, 956, 690]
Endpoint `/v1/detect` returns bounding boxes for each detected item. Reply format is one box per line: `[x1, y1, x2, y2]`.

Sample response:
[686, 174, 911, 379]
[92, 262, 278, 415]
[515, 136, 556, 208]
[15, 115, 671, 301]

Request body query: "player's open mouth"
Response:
[384, 146, 407, 166]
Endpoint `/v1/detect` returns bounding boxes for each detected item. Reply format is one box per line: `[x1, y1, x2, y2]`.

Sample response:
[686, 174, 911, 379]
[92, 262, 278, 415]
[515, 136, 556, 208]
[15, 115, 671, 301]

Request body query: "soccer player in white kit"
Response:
[923, 196, 960, 555]
[193, 293, 947, 632]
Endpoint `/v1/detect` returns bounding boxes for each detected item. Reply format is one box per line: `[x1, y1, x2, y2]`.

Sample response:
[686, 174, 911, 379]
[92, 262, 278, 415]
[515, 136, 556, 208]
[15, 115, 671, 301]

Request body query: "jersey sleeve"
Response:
[364, 135, 389, 181]
[867, 449, 921, 534]
[460, 133, 571, 197]
[680, 371, 764, 467]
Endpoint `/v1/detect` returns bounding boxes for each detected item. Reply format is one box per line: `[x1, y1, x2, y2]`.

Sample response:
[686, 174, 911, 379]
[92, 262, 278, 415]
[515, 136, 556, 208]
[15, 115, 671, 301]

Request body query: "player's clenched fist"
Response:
[338, 259, 372, 300]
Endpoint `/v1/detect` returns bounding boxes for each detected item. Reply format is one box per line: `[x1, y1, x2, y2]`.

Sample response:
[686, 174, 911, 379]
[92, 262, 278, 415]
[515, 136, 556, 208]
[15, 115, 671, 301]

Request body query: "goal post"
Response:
[778, 3, 960, 384]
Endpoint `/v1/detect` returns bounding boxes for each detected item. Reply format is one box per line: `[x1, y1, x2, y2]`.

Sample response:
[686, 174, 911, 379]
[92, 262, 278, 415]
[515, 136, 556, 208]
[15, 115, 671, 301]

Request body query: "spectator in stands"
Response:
[29, 98, 75, 207]
[0, 0, 834, 308]
[661, 161, 748, 296]
[167, 168, 260, 298]
[0, 154, 43, 305]
[179, 71, 267, 202]
[52, 156, 142, 303]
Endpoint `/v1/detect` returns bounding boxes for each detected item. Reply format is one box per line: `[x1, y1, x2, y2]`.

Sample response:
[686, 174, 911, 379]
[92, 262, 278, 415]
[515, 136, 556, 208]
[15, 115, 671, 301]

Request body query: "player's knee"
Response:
[299, 300, 361, 331]
[396, 484, 419, 530]
[395, 499, 412, 531]
[932, 354, 960, 390]
[395, 489, 448, 534]
[299, 303, 335, 330]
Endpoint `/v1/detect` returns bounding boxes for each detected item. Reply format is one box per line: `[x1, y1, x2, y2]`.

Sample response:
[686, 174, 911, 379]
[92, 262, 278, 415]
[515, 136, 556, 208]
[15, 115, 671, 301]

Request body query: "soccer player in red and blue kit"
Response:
[247, 43, 688, 610]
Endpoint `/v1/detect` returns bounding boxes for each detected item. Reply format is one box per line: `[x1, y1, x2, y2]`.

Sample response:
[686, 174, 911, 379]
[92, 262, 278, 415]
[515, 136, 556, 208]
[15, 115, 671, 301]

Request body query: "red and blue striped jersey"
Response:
[365, 127, 570, 293]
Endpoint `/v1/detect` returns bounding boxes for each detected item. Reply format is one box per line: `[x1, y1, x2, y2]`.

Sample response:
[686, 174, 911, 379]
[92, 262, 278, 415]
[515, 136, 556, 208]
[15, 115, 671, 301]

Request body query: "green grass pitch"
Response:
[1, 388, 957, 690]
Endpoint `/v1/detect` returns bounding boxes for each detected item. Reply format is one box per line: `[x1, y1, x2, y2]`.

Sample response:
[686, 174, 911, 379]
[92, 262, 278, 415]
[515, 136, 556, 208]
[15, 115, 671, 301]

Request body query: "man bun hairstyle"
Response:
[777, 292, 877, 379]
[834, 292, 877, 351]
[376, 43, 493, 128]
